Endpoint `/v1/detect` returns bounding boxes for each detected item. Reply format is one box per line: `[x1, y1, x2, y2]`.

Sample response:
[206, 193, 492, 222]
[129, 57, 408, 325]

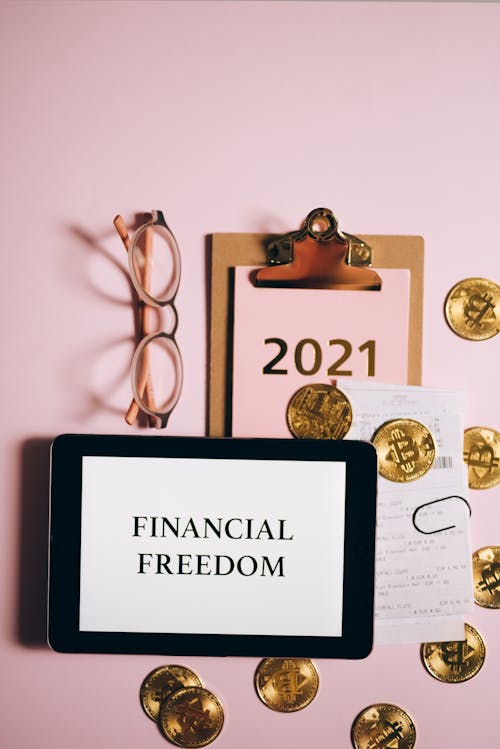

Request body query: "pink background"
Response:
[1, 1, 499, 747]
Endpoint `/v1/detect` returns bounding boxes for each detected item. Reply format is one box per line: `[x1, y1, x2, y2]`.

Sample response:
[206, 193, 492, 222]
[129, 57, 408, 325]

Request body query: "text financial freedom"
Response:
[133, 516, 293, 577]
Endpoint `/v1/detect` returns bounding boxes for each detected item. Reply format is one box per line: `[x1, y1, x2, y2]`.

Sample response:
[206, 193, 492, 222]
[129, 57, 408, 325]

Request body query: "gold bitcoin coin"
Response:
[421, 622, 486, 683]
[254, 657, 319, 712]
[464, 426, 500, 489]
[140, 665, 202, 722]
[473, 546, 500, 608]
[286, 384, 352, 439]
[372, 418, 435, 482]
[351, 703, 416, 749]
[159, 687, 224, 747]
[445, 277, 499, 340]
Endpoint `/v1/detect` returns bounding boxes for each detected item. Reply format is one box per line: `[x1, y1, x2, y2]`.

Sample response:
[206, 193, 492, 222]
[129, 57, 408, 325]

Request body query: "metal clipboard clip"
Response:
[253, 207, 382, 290]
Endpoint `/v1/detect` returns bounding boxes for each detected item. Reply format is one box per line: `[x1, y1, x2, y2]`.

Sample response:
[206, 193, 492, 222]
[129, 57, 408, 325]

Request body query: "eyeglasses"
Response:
[113, 210, 182, 429]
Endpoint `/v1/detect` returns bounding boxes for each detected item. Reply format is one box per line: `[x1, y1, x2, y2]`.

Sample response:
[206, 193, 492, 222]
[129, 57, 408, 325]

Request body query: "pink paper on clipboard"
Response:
[232, 266, 410, 438]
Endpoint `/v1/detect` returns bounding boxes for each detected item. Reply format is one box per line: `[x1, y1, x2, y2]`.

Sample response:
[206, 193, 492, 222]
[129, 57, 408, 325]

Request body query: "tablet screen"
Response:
[79, 456, 346, 637]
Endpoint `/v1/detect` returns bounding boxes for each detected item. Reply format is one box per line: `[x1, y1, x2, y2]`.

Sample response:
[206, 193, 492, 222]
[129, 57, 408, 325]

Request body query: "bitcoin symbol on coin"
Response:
[152, 674, 182, 703]
[173, 696, 213, 733]
[464, 443, 498, 473]
[438, 640, 475, 673]
[272, 660, 308, 704]
[388, 429, 420, 474]
[367, 720, 404, 749]
[464, 293, 496, 329]
[479, 562, 500, 595]
[463, 427, 500, 489]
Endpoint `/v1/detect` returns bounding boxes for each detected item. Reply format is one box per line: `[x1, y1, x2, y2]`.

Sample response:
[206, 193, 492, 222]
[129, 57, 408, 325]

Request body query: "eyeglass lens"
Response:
[129, 221, 181, 307]
[131, 332, 182, 423]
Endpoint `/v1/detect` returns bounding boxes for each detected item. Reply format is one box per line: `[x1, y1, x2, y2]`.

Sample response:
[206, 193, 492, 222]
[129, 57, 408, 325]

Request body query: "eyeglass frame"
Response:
[114, 210, 183, 429]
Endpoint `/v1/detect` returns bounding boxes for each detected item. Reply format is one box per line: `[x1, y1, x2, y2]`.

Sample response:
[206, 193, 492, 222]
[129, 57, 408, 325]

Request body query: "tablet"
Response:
[48, 435, 377, 658]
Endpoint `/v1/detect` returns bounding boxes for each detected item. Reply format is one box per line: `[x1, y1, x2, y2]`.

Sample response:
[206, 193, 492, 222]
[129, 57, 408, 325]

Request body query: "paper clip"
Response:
[254, 207, 382, 290]
[412, 495, 472, 535]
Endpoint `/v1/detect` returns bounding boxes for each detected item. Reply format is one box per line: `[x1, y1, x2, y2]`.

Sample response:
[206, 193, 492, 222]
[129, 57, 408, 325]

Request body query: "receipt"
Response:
[338, 380, 473, 645]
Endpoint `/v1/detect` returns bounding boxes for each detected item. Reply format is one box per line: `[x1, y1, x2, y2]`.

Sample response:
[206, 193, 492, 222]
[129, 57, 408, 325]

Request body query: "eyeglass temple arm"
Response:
[113, 215, 156, 426]
[113, 215, 130, 251]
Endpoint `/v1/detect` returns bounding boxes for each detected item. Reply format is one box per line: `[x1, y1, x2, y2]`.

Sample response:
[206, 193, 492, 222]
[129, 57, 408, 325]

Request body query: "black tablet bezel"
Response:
[48, 435, 376, 658]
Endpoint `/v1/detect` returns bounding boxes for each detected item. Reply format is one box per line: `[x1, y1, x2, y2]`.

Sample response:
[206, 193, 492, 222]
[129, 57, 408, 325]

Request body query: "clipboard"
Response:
[208, 209, 424, 437]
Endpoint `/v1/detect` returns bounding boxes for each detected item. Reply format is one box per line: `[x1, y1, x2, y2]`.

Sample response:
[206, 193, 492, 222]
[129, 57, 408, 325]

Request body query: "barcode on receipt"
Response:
[433, 456, 454, 469]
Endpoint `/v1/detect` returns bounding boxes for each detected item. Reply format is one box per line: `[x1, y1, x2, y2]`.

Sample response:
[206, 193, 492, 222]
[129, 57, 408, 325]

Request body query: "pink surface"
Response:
[1, 1, 499, 747]
[232, 267, 410, 437]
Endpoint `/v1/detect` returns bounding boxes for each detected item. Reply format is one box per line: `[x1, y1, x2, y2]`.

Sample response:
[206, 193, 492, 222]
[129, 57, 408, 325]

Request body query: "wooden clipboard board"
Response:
[208, 232, 424, 437]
